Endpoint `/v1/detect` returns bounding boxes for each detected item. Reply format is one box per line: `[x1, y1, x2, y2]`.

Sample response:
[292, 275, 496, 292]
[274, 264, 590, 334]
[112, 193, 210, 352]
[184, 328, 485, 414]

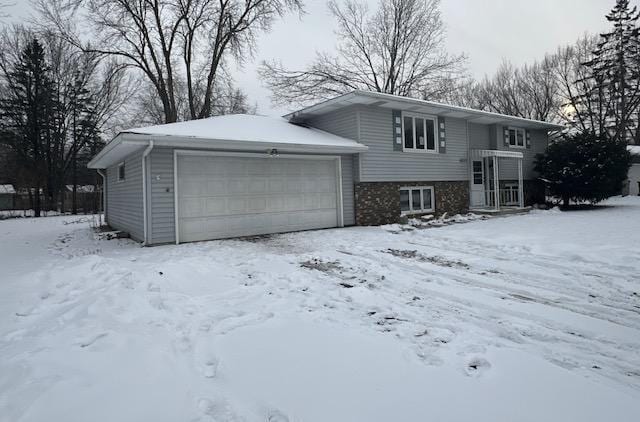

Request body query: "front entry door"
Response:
[470, 159, 485, 207]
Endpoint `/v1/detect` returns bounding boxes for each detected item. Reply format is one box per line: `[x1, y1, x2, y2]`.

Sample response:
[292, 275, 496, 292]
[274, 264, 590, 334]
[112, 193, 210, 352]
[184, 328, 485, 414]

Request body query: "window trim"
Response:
[401, 112, 439, 153]
[117, 162, 126, 182]
[400, 186, 435, 215]
[508, 127, 526, 149]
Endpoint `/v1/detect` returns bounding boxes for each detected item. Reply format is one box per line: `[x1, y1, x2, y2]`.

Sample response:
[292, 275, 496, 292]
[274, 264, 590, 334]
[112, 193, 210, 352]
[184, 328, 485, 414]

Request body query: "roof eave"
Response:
[285, 90, 564, 131]
[87, 133, 368, 169]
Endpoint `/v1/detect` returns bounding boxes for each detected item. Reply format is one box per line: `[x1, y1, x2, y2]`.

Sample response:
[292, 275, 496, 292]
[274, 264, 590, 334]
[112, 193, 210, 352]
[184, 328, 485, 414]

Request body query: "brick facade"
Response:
[354, 181, 469, 226]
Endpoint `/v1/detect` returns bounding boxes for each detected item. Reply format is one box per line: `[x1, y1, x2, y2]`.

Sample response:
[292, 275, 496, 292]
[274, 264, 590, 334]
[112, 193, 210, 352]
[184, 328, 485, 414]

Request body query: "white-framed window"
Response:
[400, 186, 435, 214]
[402, 112, 438, 152]
[117, 162, 125, 181]
[508, 127, 525, 148]
[472, 160, 483, 185]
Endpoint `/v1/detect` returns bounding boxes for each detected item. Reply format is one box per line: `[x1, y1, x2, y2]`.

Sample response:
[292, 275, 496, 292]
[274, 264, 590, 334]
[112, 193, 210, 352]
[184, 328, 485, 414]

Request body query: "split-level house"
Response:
[88, 90, 561, 245]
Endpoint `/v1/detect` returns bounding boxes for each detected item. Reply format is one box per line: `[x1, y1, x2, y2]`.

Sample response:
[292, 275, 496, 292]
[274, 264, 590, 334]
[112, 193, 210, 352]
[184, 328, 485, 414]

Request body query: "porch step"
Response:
[470, 207, 532, 216]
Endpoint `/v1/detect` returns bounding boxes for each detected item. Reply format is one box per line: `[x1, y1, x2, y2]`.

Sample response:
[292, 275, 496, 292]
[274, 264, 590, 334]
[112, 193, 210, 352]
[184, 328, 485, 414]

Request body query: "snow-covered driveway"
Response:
[1, 197, 640, 422]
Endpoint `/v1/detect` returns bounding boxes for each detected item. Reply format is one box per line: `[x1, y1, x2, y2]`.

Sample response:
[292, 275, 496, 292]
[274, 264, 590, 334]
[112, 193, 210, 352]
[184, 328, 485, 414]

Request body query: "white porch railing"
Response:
[485, 187, 520, 207]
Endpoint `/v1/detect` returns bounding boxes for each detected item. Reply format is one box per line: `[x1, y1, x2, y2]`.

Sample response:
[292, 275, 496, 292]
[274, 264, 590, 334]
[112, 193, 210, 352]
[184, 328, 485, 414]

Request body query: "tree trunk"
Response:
[34, 184, 41, 217]
[59, 186, 65, 214]
[72, 149, 77, 215]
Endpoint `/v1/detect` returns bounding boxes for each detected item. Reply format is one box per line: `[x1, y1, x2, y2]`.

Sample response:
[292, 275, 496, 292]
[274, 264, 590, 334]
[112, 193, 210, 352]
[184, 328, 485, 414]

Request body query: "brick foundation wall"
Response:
[354, 181, 469, 226]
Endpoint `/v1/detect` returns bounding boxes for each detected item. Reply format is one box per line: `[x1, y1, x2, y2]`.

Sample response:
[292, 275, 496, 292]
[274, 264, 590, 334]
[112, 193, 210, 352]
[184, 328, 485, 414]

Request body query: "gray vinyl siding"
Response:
[149, 147, 176, 244]
[340, 154, 355, 226]
[356, 106, 468, 182]
[495, 125, 548, 180]
[468, 123, 491, 149]
[306, 106, 359, 140]
[144, 148, 357, 244]
[105, 151, 143, 241]
[307, 106, 361, 184]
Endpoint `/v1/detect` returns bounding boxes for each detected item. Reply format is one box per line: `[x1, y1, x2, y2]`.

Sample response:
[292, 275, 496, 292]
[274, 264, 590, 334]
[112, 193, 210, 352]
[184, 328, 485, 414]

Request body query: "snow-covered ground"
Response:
[1, 197, 640, 422]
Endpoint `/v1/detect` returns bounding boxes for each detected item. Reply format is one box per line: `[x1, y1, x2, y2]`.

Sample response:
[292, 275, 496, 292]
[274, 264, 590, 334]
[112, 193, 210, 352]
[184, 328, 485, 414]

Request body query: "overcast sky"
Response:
[4, 0, 634, 116]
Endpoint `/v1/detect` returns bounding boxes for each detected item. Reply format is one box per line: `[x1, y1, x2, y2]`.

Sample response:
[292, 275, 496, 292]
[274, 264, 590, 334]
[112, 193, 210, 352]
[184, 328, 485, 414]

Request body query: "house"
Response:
[628, 145, 640, 196]
[88, 90, 561, 245]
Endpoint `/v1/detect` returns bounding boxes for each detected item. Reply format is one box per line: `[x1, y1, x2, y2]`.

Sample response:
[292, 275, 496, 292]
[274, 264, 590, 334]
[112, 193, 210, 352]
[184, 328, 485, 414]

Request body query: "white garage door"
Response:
[176, 154, 341, 242]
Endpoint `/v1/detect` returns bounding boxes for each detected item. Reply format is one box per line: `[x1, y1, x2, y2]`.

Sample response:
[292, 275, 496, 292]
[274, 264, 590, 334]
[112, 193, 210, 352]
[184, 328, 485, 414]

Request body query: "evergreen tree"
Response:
[534, 131, 632, 207]
[0, 38, 56, 216]
[583, 0, 640, 143]
[66, 72, 93, 214]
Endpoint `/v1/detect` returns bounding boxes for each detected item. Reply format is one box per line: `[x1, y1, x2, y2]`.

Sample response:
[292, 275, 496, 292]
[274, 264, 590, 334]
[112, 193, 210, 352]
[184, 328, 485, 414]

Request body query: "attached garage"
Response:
[88, 114, 366, 245]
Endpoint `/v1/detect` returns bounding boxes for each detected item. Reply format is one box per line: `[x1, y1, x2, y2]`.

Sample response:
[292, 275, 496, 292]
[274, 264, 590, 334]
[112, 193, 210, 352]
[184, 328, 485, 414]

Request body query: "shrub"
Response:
[534, 131, 632, 207]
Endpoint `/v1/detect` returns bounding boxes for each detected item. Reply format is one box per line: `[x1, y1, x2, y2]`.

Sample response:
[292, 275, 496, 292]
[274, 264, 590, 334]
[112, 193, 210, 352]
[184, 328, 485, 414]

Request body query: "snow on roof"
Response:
[123, 114, 367, 150]
[89, 114, 367, 169]
[0, 184, 15, 194]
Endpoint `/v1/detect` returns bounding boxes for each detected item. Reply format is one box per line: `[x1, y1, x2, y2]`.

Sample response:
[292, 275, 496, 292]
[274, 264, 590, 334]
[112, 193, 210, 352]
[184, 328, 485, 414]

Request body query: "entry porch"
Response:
[469, 149, 525, 212]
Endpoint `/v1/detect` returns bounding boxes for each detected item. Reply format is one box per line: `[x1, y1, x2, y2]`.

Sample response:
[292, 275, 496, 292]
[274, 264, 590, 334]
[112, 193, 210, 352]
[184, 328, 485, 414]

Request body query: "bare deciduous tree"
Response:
[456, 58, 561, 123]
[35, 0, 303, 123]
[259, 0, 466, 107]
[135, 74, 255, 125]
[553, 36, 602, 134]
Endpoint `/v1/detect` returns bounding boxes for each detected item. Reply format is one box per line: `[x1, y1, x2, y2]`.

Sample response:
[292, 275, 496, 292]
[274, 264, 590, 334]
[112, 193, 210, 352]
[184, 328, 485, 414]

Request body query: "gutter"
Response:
[141, 140, 154, 246]
[97, 169, 107, 225]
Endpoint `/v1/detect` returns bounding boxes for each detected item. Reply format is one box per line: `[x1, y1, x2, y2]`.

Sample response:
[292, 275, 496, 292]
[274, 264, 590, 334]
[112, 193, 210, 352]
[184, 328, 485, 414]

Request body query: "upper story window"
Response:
[508, 127, 525, 148]
[402, 113, 437, 152]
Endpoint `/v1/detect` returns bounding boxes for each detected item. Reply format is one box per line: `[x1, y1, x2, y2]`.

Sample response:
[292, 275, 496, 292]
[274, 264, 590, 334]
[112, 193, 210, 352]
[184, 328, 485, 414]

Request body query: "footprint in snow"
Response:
[267, 410, 290, 422]
[197, 398, 239, 421]
[202, 358, 219, 378]
[465, 357, 491, 377]
[76, 332, 109, 348]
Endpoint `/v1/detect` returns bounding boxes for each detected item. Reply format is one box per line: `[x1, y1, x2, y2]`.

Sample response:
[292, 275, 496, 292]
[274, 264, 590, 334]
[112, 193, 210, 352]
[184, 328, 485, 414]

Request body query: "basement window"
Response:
[117, 163, 125, 181]
[400, 186, 435, 214]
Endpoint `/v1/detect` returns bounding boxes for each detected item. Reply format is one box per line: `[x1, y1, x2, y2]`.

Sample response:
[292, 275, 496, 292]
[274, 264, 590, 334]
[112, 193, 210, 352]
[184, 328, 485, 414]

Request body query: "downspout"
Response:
[141, 140, 154, 246]
[97, 169, 107, 225]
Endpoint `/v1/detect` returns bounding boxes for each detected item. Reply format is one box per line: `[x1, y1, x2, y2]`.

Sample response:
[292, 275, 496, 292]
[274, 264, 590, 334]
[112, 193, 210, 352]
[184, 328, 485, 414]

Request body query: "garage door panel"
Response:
[318, 193, 337, 208]
[180, 209, 338, 242]
[179, 177, 206, 195]
[248, 179, 267, 194]
[205, 198, 226, 214]
[205, 179, 226, 195]
[268, 196, 285, 212]
[227, 178, 247, 194]
[248, 197, 268, 212]
[180, 198, 204, 218]
[177, 155, 340, 242]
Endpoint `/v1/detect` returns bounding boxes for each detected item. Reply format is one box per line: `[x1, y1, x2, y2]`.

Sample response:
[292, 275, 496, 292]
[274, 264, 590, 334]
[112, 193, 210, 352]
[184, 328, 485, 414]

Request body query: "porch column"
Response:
[493, 156, 500, 211]
[518, 158, 524, 208]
